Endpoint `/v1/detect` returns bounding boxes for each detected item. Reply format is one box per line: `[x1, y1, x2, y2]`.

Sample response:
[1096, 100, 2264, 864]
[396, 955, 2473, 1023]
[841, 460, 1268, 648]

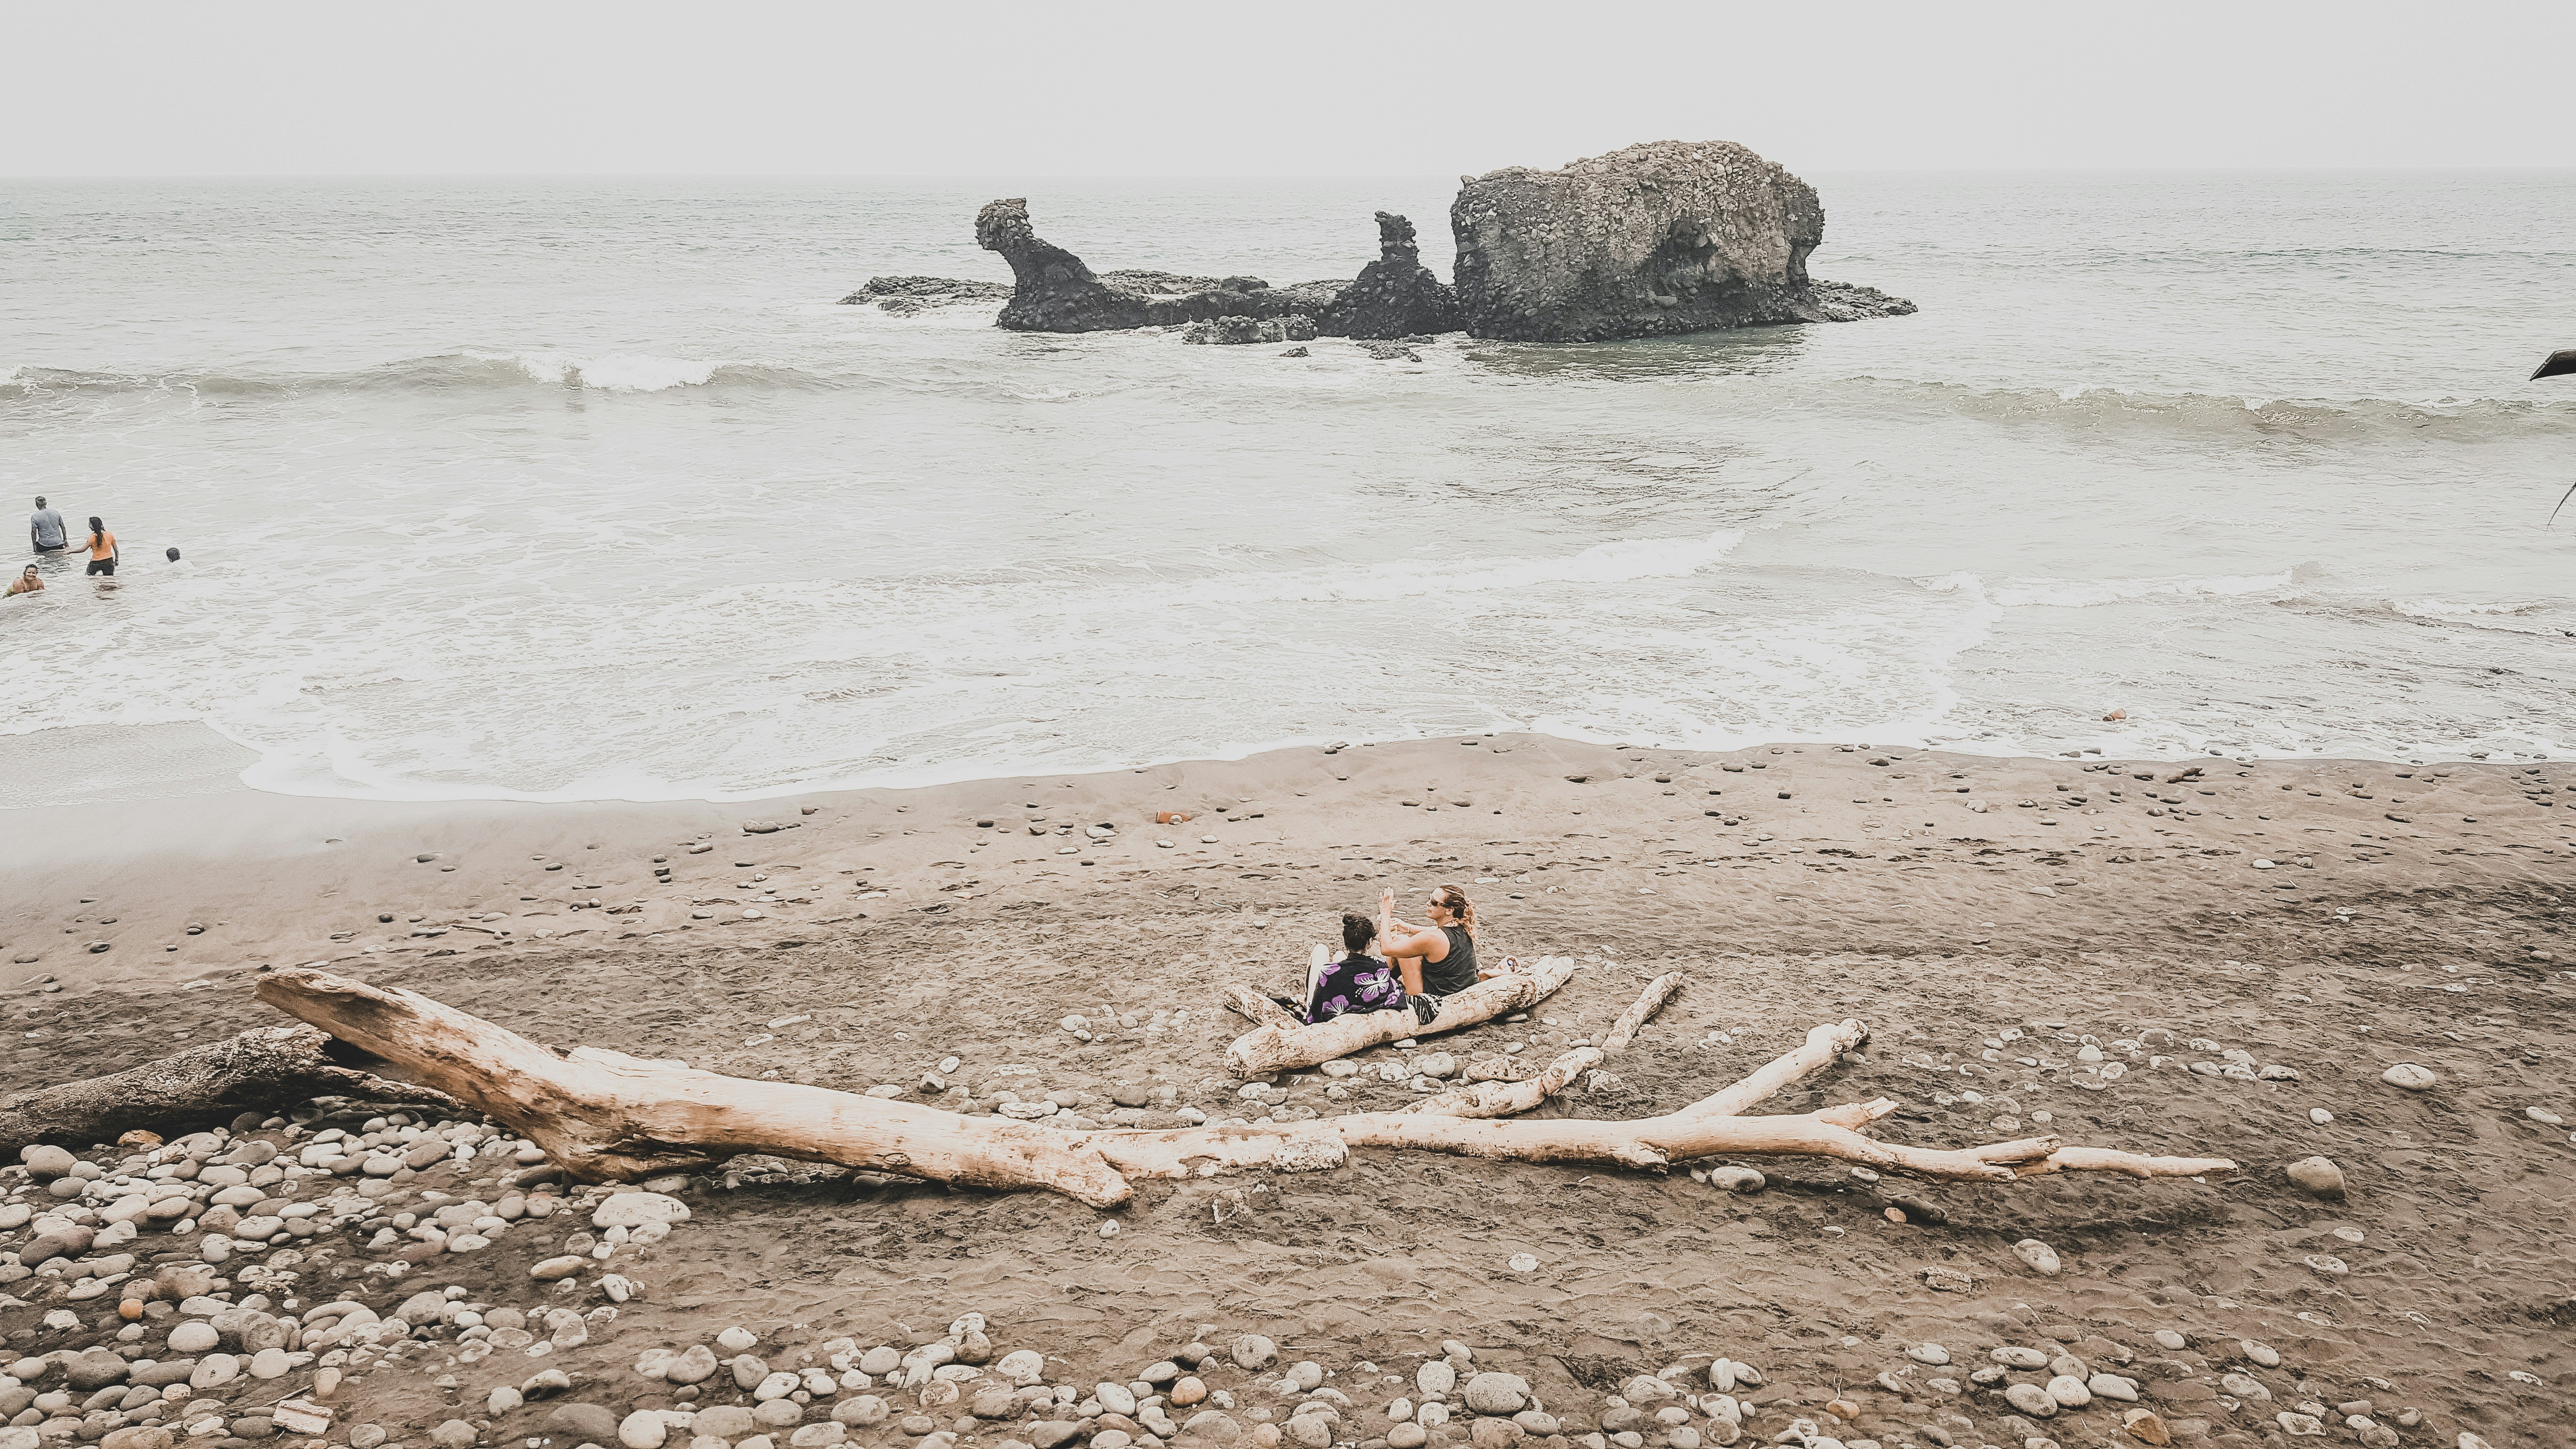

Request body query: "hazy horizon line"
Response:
[11, 165, 2576, 183]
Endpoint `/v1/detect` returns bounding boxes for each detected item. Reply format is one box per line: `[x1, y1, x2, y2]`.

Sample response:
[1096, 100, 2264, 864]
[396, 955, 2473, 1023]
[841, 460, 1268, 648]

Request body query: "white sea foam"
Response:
[1919, 570, 2299, 609]
[1169, 531, 1746, 607]
[2388, 596, 2541, 618]
[505, 351, 722, 391]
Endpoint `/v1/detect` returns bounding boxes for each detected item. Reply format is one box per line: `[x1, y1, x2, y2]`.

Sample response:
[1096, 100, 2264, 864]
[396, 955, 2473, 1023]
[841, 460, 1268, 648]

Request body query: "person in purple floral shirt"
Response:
[1300, 913, 1409, 1024]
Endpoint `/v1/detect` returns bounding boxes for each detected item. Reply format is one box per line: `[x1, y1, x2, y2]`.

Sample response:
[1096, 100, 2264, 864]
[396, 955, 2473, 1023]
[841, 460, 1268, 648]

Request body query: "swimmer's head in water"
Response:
[166, 547, 180, 562]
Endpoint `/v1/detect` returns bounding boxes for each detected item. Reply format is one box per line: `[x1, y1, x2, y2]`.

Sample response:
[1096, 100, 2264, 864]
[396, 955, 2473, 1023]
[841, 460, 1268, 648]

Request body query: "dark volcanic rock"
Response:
[975, 198, 1346, 332]
[1181, 315, 1319, 346]
[1449, 140, 1914, 341]
[1315, 212, 1460, 339]
[837, 276, 1012, 307]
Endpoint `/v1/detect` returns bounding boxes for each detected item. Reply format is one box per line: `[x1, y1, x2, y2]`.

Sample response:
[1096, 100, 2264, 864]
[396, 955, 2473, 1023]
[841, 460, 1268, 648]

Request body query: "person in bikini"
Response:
[5, 564, 40, 598]
[1377, 883, 1489, 1024]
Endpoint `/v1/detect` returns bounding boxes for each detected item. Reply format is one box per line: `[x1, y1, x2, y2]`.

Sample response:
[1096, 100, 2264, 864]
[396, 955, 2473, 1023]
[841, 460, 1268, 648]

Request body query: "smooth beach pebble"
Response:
[2012, 1238, 2061, 1275]
[1906, 1344, 1950, 1366]
[2286, 1156, 2346, 1198]
[2381, 1063, 2439, 1090]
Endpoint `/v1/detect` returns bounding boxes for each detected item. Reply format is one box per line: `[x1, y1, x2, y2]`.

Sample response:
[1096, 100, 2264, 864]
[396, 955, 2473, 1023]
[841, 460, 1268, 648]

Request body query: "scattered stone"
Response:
[665, 1345, 721, 1385]
[1232, 1335, 1277, 1371]
[830, 1398, 887, 1427]
[2003, 1383, 2058, 1417]
[1906, 1344, 1949, 1366]
[2381, 1063, 2438, 1091]
[595, 1192, 691, 1228]
[551, 1406, 620, 1442]
[2012, 1238, 2062, 1275]
[2121, 1408, 2170, 1446]
[1462, 1373, 1529, 1415]
[1707, 1167, 1765, 1193]
[620, 1408, 670, 1449]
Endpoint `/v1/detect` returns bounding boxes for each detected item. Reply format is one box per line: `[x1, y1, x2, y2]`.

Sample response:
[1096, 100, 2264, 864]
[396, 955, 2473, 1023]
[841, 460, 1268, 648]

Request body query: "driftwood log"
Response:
[0, 1025, 461, 1158]
[1408, 971, 1681, 1120]
[1224, 956, 1578, 1077]
[248, 968, 2234, 1208]
[252, 969, 1137, 1206]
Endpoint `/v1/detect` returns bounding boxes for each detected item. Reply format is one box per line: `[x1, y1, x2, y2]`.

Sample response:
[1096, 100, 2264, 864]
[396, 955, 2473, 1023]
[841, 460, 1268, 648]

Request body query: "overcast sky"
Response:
[5, 1, 2571, 177]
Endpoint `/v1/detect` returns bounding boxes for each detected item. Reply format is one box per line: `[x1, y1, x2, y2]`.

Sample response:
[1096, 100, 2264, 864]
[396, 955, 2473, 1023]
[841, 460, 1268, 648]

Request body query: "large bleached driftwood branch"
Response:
[254, 970, 1139, 1208]
[247, 968, 2232, 1208]
[0, 1025, 462, 1159]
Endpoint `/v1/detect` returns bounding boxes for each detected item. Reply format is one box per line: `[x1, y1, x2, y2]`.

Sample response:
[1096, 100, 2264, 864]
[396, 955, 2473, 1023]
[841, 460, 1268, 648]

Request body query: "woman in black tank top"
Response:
[1378, 884, 1482, 1009]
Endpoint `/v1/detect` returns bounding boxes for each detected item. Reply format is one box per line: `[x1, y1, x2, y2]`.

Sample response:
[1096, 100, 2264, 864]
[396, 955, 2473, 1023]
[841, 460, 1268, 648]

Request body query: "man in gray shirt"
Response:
[29, 497, 67, 553]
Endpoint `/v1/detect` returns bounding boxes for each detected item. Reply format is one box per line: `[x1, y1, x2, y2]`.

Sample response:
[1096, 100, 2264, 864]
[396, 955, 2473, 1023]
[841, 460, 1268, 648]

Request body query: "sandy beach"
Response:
[0, 735, 2568, 1448]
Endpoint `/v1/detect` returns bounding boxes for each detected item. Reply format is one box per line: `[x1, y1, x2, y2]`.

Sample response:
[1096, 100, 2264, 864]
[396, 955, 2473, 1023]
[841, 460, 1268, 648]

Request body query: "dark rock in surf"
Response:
[976, 198, 1345, 333]
[1449, 140, 1914, 341]
[1182, 315, 1320, 346]
[1315, 212, 1460, 339]
[837, 276, 1013, 309]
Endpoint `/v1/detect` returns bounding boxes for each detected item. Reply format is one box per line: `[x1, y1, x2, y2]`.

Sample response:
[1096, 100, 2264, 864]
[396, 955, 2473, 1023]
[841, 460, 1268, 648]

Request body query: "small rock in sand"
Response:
[1707, 1167, 1765, 1194]
[2241, 1340, 2281, 1367]
[2003, 1383, 2058, 1417]
[1462, 1373, 1529, 1415]
[1232, 1335, 1277, 1371]
[2013, 1238, 2062, 1275]
[2286, 1157, 2345, 1198]
[665, 1345, 721, 1385]
[1906, 1344, 1949, 1366]
[718, 1326, 759, 1352]
[2381, 1063, 2438, 1091]
[620, 1409, 670, 1449]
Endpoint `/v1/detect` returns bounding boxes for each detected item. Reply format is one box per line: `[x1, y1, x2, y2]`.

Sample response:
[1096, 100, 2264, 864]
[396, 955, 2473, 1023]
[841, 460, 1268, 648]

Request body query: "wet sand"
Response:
[1, 736, 2571, 1447]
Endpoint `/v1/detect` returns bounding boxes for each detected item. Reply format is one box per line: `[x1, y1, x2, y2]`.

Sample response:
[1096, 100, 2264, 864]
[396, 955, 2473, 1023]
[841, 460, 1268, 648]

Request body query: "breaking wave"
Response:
[0, 353, 827, 400]
[10, 356, 2576, 443]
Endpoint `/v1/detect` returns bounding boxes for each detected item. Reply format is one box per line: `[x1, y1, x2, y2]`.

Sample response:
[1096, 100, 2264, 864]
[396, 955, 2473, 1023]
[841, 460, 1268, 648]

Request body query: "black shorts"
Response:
[85, 557, 115, 576]
[33, 544, 63, 553]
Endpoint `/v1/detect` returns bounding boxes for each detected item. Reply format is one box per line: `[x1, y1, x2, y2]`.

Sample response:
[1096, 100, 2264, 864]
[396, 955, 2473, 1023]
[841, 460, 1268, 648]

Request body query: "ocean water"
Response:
[3, 172, 2573, 803]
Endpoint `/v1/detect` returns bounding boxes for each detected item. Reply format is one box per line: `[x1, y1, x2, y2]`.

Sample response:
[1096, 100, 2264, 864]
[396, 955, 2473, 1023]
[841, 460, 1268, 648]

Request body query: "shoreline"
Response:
[4, 716, 2567, 819]
[5, 731, 2568, 996]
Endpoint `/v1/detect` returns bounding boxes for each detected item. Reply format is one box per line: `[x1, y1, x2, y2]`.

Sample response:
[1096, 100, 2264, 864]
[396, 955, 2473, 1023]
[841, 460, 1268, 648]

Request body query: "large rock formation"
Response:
[1449, 140, 1913, 341]
[975, 198, 1341, 332]
[1315, 212, 1460, 339]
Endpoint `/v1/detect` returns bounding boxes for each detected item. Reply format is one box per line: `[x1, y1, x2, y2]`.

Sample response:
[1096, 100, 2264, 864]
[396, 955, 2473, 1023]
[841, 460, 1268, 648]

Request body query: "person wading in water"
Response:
[83, 516, 118, 576]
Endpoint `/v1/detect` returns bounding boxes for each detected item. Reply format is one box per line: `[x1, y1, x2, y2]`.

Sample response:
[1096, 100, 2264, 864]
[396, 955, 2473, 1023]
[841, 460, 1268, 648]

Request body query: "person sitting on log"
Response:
[1378, 884, 1486, 1023]
[1293, 913, 1408, 1024]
